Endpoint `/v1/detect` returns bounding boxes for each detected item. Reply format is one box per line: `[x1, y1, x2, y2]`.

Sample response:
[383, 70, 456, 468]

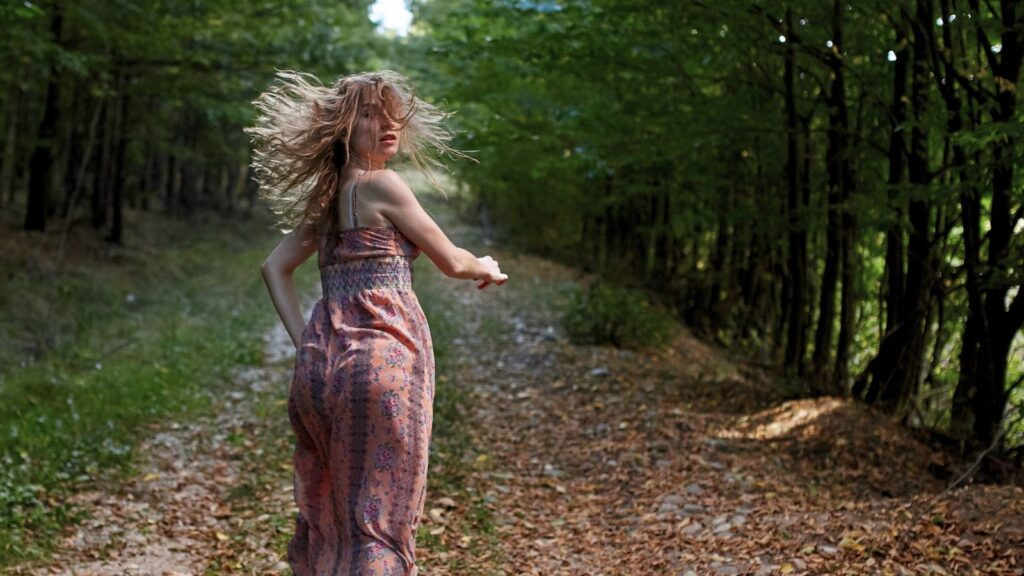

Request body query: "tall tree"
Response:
[952, 0, 1024, 451]
[24, 2, 64, 232]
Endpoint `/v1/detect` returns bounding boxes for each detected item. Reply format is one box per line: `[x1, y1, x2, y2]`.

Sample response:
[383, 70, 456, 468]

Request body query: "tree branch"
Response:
[1006, 283, 1024, 339]
[968, 0, 1003, 75]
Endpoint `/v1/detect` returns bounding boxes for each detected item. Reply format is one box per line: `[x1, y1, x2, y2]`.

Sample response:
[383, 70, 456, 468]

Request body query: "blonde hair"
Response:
[245, 69, 468, 235]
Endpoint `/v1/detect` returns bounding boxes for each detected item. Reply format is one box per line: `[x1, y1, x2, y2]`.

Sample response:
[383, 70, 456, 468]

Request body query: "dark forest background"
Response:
[3, 0, 1022, 468]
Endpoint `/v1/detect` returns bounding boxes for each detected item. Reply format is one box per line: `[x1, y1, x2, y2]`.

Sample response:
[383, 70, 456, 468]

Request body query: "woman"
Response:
[247, 70, 507, 576]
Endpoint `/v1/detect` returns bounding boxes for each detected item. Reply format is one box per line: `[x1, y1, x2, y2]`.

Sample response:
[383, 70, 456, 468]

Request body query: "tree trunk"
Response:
[57, 96, 104, 261]
[885, 14, 909, 338]
[954, 0, 1024, 451]
[164, 152, 176, 216]
[861, 0, 937, 416]
[106, 73, 129, 244]
[91, 97, 115, 229]
[783, 8, 807, 376]
[25, 6, 64, 232]
[855, 11, 910, 402]
[832, 0, 857, 393]
[0, 91, 18, 209]
[812, 5, 849, 392]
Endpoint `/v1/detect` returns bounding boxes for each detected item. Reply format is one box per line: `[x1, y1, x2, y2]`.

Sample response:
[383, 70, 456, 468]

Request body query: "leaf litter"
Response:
[416, 214, 1024, 576]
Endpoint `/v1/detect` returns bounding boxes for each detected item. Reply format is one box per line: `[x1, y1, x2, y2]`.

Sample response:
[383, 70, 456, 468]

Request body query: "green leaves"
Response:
[562, 282, 677, 350]
[12, 2, 44, 19]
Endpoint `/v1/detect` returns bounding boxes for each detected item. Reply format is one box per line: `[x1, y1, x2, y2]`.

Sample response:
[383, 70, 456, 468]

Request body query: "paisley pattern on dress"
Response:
[287, 225, 434, 576]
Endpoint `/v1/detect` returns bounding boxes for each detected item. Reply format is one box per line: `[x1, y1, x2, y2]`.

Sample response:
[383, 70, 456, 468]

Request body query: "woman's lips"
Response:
[379, 134, 397, 142]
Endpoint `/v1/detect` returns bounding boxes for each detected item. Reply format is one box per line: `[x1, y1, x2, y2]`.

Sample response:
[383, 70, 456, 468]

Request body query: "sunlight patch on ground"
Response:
[722, 397, 847, 440]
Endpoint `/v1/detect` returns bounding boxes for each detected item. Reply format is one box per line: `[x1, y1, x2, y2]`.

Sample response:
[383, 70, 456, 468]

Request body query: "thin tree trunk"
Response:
[58, 97, 104, 262]
[91, 97, 115, 229]
[832, 0, 856, 393]
[164, 152, 176, 216]
[855, 10, 911, 402]
[25, 5, 64, 232]
[106, 72, 129, 244]
[0, 91, 18, 209]
[783, 8, 807, 376]
[863, 0, 937, 416]
[812, 12, 848, 391]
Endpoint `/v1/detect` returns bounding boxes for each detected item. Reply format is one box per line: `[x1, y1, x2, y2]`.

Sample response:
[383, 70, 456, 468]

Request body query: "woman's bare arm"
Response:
[260, 221, 320, 349]
[367, 170, 507, 286]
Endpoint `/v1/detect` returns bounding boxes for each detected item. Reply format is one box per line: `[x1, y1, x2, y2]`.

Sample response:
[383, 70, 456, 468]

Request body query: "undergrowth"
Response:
[562, 281, 677, 350]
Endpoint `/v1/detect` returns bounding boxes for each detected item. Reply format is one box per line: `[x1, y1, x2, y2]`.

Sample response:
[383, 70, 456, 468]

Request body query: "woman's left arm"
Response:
[260, 221, 319, 349]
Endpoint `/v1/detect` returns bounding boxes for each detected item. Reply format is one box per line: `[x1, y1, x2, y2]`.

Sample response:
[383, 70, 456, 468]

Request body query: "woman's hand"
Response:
[475, 255, 508, 290]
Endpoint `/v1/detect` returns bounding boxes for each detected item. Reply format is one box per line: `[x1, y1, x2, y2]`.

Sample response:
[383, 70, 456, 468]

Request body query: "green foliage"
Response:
[562, 282, 677, 350]
[0, 0, 382, 220]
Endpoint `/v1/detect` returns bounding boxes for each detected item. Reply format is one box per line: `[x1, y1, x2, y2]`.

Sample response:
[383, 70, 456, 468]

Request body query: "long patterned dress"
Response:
[287, 220, 434, 576]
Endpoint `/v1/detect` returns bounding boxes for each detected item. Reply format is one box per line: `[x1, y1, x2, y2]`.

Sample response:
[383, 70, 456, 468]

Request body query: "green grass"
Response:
[0, 209, 284, 566]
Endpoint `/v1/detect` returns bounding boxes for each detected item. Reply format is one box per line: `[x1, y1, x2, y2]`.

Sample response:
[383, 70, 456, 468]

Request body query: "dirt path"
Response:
[8, 201, 1023, 576]
[419, 215, 1024, 576]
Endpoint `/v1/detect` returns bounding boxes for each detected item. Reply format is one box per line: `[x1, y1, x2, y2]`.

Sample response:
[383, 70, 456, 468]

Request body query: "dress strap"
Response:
[347, 170, 366, 229]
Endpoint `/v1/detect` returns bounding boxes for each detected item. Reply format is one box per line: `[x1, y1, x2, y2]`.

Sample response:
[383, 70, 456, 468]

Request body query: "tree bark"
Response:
[832, 0, 857, 393]
[855, 9, 910, 402]
[106, 72, 129, 244]
[0, 91, 18, 209]
[812, 5, 849, 392]
[25, 5, 64, 232]
[783, 7, 808, 376]
[953, 0, 1024, 451]
[861, 0, 937, 416]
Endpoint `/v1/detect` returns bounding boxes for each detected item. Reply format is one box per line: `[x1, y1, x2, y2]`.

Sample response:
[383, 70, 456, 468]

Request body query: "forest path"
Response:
[9, 199, 1023, 576]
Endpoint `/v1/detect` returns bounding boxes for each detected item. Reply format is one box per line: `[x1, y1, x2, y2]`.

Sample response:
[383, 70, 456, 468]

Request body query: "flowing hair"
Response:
[244, 69, 469, 236]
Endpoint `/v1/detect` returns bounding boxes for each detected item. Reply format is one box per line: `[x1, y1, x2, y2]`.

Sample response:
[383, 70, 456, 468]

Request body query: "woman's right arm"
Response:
[371, 170, 507, 288]
[260, 221, 320, 349]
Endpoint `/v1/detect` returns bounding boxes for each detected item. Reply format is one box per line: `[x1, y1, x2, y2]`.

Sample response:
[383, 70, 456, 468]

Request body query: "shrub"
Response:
[561, 282, 677, 350]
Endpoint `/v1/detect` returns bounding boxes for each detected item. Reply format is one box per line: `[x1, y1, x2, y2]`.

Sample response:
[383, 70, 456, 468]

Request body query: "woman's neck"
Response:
[347, 155, 384, 171]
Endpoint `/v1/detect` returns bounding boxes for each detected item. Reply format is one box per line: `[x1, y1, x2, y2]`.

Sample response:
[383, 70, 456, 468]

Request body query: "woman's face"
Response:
[348, 96, 401, 167]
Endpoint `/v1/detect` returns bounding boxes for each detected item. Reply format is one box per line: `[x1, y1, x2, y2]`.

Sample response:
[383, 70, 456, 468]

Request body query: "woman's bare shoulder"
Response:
[362, 169, 415, 202]
[362, 170, 405, 192]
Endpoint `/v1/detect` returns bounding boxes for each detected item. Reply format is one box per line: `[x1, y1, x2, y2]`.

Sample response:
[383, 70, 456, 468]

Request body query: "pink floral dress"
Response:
[287, 220, 434, 576]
